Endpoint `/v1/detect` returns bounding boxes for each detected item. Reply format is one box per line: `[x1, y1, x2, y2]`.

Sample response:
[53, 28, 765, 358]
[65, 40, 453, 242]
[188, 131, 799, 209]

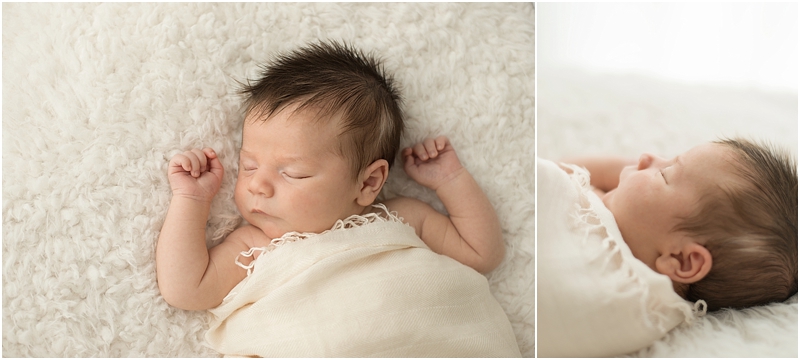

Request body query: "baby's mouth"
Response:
[252, 208, 269, 216]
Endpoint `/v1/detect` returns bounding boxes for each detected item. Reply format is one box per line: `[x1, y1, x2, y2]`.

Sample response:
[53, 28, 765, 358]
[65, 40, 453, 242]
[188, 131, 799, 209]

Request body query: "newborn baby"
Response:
[537, 138, 796, 357]
[155, 41, 519, 357]
[564, 138, 796, 311]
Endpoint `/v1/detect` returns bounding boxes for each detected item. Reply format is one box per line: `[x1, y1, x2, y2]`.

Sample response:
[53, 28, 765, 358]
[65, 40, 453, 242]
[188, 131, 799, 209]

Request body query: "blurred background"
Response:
[537, 2, 798, 161]
[538, 3, 797, 93]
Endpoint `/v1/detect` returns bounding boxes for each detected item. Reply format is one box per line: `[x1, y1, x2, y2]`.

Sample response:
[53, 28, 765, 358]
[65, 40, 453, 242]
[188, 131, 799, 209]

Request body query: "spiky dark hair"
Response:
[239, 40, 404, 178]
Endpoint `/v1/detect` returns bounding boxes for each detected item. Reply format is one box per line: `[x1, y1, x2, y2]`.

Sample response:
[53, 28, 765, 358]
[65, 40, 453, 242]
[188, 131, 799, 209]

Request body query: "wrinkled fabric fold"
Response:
[206, 206, 520, 357]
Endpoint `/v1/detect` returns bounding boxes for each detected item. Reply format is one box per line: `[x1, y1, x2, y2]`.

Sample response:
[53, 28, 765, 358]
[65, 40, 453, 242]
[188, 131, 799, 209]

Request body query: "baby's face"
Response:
[602, 143, 736, 270]
[234, 104, 363, 239]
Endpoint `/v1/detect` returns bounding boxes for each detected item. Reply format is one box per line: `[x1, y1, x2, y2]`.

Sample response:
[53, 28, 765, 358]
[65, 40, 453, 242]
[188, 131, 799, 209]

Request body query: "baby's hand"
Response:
[167, 148, 224, 203]
[402, 136, 466, 191]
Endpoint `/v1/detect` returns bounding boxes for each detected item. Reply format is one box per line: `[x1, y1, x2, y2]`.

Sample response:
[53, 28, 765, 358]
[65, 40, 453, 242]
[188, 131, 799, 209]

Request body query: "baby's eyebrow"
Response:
[275, 155, 307, 164]
[667, 155, 682, 184]
[239, 149, 308, 164]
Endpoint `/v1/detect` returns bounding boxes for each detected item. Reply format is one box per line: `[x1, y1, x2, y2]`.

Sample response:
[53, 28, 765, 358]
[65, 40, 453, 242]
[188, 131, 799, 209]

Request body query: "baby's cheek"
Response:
[233, 186, 248, 211]
[293, 193, 325, 218]
[300, 195, 340, 230]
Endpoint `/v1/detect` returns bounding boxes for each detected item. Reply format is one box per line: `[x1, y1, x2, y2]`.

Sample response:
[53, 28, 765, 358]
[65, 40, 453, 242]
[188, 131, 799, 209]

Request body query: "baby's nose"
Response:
[637, 153, 654, 170]
[248, 172, 274, 197]
[637, 152, 669, 170]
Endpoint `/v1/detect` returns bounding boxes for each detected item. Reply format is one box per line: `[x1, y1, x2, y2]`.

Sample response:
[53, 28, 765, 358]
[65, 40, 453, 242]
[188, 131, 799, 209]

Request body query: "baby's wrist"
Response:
[170, 193, 215, 207]
[432, 167, 469, 192]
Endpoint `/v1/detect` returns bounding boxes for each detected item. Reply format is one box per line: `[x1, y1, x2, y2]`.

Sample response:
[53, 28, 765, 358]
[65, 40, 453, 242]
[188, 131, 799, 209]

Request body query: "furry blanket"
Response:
[2, 3, 535, 357]
[538, 67, 798, 357]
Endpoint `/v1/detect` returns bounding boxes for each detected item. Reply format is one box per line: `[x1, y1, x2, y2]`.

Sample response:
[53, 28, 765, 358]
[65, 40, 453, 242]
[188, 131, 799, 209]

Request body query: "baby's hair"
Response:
[675, 137, 797, 311]
[238, 40, 404, 178]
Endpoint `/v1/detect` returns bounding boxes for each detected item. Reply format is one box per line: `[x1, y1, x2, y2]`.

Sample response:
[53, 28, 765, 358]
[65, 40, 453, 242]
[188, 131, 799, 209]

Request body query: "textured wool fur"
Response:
[2, 3, 535, 357]
[539, 67, 798, 357]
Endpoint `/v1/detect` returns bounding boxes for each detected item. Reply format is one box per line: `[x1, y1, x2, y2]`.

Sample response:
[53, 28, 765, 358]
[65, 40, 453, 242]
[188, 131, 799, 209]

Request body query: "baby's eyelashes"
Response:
[239, 159, 258, 172]
[282, 172, 310, 180]
[659, 164, 675, 184]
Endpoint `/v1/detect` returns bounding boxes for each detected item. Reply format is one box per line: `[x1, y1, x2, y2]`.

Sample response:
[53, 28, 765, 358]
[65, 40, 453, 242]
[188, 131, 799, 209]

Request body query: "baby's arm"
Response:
[156, 148, 252, 310]
[560, 156, 635, 194]
[385, 137, 504, 274]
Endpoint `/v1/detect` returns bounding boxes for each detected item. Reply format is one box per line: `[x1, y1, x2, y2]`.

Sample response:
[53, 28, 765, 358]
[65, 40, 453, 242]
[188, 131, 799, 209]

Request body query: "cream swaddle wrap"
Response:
[537, 158, 700, 357]
[206, 205, 520, 357]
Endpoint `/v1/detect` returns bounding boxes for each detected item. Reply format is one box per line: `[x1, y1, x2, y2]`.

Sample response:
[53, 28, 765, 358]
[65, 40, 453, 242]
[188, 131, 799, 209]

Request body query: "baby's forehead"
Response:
[245, 101, 332, 123]
[240, 109, 352, 158]
[684, 144, 744, 192]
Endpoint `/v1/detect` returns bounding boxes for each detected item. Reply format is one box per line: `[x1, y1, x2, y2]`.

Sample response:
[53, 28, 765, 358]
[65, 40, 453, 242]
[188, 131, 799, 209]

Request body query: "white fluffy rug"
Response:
[538, 67, 798, 357]
[2, 3, 535, 357]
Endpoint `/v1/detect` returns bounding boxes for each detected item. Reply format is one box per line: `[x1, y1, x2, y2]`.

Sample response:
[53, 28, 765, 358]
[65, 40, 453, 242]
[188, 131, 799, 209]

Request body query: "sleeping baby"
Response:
[155, 41, 520, 357]
[538, 139, 797, 357]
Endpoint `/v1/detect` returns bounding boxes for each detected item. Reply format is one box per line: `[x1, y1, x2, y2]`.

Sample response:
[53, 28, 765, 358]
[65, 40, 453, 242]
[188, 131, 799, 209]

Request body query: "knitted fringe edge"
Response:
[233, 203, 403, 276]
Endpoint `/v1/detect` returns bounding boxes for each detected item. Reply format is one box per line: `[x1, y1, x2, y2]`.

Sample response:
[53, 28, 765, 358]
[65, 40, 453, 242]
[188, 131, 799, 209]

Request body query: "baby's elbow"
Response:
[159, 286, 187, 310]
[159, 285, 214, 311]
[474, 244, 506, 274]
[163, 294, 212, 311]
[489, 244, 506, 272]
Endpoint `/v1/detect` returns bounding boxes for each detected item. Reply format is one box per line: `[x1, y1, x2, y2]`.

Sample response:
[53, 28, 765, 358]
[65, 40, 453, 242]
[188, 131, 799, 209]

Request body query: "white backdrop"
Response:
[538, 3, 798, 92]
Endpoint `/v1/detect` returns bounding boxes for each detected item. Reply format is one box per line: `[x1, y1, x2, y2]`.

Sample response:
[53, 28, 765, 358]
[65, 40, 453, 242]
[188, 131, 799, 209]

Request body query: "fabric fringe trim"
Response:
[560, 164, 703, 332]
[233, 203, 403, 276]
[693, 299, 708, 317]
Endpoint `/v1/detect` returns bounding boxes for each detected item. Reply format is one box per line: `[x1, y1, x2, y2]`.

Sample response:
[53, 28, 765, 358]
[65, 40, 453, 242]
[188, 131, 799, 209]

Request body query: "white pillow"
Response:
[537, 158, 698, 357]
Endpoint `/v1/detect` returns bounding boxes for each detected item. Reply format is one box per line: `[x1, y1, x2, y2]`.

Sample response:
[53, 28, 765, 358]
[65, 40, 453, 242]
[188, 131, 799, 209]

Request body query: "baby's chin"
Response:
[600, 189, 615, 209]
[253, 223, 292, 240]
[238, 214, 288, 240]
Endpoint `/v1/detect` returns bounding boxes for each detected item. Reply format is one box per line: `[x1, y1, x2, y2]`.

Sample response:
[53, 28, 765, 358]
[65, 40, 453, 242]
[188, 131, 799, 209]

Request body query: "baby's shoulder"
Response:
[381, 197, 439, 236]
[382, 197, 435, 218]
[382, 196, 431, 209]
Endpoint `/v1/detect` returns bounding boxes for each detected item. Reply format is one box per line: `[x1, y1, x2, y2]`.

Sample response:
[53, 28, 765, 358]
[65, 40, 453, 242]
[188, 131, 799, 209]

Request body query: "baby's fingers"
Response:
[169, 149, 205, 177]
[181, 150, 201, 177]
[422, 138, 440, 159]
[170, 153, 192, 173]
[433, 136, 449, 151]
[204, 148, 224, 178]
[401, 147, 413, 158]
[190, 148, 208, 177]
[202, 147, 218, 160]
[412, 142, 430, 161]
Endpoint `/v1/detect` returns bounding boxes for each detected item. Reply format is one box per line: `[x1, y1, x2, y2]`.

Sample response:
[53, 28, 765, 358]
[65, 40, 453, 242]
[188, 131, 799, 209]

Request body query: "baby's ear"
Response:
[654, 242, 712, 284]
[356, 159, 389, 207]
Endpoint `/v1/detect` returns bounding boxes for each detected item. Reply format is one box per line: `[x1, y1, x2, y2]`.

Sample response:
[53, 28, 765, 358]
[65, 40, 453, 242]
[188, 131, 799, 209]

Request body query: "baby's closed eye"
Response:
[240, 158, 258, 171]
[281, 172, 310, 180]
